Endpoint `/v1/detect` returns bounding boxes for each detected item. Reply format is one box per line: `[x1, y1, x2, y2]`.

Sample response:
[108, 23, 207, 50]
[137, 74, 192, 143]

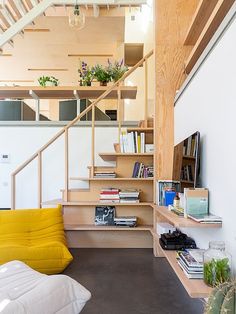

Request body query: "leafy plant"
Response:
[107, 59, 128, 82]
[78, 61, 94, 86]
[93, 64, 111, 84]
[38, 76, 59, 87]
[204, 258, 231, 287]
[205, 281, 236, 314]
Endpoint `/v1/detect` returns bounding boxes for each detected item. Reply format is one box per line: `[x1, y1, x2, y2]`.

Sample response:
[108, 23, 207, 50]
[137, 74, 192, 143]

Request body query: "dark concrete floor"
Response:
[63, 249, 204, 314]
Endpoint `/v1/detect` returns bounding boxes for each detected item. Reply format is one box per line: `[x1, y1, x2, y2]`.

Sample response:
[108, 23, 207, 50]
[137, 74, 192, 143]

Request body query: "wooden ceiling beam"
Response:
[185, 0, 235, 74]
[184, 0, 219, 45]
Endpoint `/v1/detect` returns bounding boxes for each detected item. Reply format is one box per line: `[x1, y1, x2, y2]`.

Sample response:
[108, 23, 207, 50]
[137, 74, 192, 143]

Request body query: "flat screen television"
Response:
[172, 131, 200, 192]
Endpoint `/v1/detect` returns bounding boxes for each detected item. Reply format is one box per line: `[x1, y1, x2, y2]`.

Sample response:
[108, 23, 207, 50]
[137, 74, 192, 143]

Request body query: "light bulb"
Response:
[69, 5, 85, 30]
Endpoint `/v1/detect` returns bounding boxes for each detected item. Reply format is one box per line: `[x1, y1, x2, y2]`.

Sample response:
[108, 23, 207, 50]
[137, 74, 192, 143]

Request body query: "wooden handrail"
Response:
[11, 49, 154, 208]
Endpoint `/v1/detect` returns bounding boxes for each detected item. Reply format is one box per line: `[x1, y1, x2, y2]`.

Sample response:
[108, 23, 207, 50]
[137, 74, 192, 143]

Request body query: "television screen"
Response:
[172, 132, 200, 192]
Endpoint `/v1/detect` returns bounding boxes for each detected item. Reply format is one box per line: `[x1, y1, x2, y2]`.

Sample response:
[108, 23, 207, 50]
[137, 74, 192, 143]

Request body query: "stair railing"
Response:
[11, 49, 154, 209]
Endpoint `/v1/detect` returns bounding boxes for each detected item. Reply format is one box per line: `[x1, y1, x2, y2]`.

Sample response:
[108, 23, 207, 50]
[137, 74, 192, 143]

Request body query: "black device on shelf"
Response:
[159, 230, 197, 251]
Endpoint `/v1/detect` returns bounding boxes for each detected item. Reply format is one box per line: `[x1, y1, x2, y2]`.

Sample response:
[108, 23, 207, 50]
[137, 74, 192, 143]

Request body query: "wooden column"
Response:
[154, 0, 199, 180]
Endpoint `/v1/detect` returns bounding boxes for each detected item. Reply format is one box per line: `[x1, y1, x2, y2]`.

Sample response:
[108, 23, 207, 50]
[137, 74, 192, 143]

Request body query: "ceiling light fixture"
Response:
[69, 0, 85, 30]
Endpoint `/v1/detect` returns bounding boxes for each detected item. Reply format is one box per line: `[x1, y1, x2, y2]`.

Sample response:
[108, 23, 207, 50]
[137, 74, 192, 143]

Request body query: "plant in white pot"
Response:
[38, 76, 59, 87]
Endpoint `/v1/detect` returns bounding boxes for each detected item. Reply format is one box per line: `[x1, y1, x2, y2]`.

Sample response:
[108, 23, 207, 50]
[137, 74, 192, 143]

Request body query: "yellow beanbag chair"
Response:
[0, 205, 73, 274]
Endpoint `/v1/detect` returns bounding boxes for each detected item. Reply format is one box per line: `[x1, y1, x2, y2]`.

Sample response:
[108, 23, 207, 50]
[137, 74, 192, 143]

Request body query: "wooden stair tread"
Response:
[64, 223, 153, 232]
[99, 152, 154, 161]
[42, 199, 153, 207]
[70, 177, 154, 181]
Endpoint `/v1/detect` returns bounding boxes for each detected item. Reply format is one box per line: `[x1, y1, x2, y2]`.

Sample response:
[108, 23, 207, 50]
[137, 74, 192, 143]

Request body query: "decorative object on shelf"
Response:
[93, 64, 111, 86]
[157, 180, 180, 206]
[204, 241, 231, 287]
[94, 206, 115, 226]
[204, 281, 236, 314]
[107, 59, 128, 82]
[69, 0, 85, 30]
[78, 61, 94, 86]
[113, 143, 121, 153]
[38, 76, 59, 87]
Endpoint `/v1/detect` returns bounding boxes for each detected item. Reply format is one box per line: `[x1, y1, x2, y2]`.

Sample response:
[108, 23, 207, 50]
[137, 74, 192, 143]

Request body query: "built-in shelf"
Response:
[156, 239, 212, 298]
[43, 199, 153, 207]
[153, 205, 222, 228]
[0, 86, 137, 100]
[99, 152, 154, 161]
[70, 177, 154, 181]
[126, 127, 154, 133]
[180, 180, 194, 184]
[64, 224, 153, 232]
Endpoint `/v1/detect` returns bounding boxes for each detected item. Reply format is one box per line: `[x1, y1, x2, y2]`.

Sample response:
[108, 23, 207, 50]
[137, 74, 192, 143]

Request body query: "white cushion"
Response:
[0, 260, 91, 314]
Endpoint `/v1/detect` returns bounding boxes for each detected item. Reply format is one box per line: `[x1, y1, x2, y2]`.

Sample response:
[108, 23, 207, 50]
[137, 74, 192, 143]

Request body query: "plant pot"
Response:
[45, 81, 56, 87]
[100, 81, 107, 86]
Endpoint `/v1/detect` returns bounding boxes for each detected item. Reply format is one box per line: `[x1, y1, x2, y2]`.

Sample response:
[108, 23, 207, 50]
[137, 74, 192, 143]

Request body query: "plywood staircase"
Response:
[11, 50, 155, 249]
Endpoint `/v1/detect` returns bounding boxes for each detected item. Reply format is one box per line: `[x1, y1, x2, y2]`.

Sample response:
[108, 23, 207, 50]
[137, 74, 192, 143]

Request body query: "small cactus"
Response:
[205, 281, 236, 314]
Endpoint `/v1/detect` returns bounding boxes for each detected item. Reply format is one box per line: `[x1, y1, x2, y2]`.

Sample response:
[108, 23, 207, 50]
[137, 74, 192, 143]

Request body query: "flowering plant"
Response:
[78, 61, 94, 86]
[107, 59, 128, 82]
[93, 64, 111, 85]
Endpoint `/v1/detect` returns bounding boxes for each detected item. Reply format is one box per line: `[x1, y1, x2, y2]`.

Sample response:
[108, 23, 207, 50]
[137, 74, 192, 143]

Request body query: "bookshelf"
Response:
[70, 177, 154, 181]
[65, 224, 153, 232]
[154, 236, 212, 298]
[43, 199, 153, 207]
[153, 205, 222, 228]
[99, 152, 153, 161]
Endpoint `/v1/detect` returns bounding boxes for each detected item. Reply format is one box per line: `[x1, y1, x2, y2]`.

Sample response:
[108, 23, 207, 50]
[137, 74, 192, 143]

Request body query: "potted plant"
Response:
[78, 61, 94, 86]
[108, 59, 128, 82]
[93, 64, 111, 86]
[38, 76, 59, 87]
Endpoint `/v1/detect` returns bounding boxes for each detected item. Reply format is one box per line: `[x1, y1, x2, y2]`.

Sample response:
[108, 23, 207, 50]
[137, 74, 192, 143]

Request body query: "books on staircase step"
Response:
[120, 130, 146, 153]
[114, 216, 138, 227]
[132, 162, 154, 178]
[177, 249, 205, 279]
[94, 170, 116, 178]
[119, 189, 140, 203]
[95, 206, 116, 226]
[100, 188, 120, 203]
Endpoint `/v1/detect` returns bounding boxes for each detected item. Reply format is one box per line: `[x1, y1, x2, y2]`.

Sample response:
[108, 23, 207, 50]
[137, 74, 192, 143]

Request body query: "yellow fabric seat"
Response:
[0, 206, 73, 274]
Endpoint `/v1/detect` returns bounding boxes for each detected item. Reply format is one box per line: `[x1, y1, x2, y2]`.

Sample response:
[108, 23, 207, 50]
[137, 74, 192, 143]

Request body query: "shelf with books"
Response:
[183, 155, 196, 160]
[99, 152, 154, 161]
[155, 240, 212, 298]
[42, 199, 154, 207]
[64, 224, 153, 232]
[70, 177, 154, 181]
[153, 205, 222, 228]
[126, 127, 154, 133]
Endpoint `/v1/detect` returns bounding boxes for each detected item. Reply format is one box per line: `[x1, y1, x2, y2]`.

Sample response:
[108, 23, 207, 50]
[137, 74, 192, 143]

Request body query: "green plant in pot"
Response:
[38, 76, 59, 87]
[93, 64, 111, 86]
[108, 59, 128, 82]
[205, 281, 236, 314]
[78, 61, 94, 86]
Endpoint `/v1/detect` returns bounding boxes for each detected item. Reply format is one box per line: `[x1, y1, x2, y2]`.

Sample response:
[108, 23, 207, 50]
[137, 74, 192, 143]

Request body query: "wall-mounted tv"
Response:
[172, 131, 200, 192]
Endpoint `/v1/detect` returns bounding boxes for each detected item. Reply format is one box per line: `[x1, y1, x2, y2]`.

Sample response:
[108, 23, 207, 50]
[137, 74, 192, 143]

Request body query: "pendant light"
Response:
[69, 1, 85, 30]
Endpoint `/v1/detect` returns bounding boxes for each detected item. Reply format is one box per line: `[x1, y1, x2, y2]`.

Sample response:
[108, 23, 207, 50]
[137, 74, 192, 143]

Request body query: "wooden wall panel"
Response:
[154, 0, 199, 180]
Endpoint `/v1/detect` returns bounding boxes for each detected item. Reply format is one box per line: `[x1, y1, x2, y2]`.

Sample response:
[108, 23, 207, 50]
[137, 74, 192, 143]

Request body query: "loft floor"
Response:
[63, 248, 204, 314]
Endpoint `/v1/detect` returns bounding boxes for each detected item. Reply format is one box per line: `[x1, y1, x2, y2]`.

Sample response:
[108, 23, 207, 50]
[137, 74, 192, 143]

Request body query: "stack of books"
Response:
[188, 213, 222, 224]
[114, 216, 137, 227]
[132, 162, 154, 178]
[120, 130, 145, 153]
[119, 189, 140, 203]
[94, 170, 116, 178]
[177, 249, 205, 279]
[100, 188, 120, 203]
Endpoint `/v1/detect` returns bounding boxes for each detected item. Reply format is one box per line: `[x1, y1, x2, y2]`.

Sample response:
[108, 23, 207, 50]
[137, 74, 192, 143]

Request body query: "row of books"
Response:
[100, 188, 140, 203]
[177, 249, 205, 279]
[181, 165, 194, 182]
[120, 130, 145, 153]
[183, 134, 197, 157]
[94, 206, 138, 227]
[132, 162, 154, 178]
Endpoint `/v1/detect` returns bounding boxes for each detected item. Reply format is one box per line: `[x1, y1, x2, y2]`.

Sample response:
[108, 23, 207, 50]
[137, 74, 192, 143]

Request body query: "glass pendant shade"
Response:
[69, 5, 85, 30]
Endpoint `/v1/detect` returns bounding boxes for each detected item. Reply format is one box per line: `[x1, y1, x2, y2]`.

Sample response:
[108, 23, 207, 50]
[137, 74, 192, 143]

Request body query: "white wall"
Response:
[175, 15, 236, 271]
[0, 126, 118, 208]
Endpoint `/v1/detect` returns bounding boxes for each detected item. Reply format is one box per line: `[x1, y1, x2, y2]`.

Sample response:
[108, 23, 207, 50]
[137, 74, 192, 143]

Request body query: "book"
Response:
[178, 250, 204, 268]
[178, 261, 203, 279]
[141, 133, 145, 153]
[188, 213, 222, 223]
[95, 206, 115, 225]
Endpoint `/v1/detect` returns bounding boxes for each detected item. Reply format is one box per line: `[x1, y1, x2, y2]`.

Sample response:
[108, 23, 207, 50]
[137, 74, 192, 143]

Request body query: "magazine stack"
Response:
[177, 249, 205, 279]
